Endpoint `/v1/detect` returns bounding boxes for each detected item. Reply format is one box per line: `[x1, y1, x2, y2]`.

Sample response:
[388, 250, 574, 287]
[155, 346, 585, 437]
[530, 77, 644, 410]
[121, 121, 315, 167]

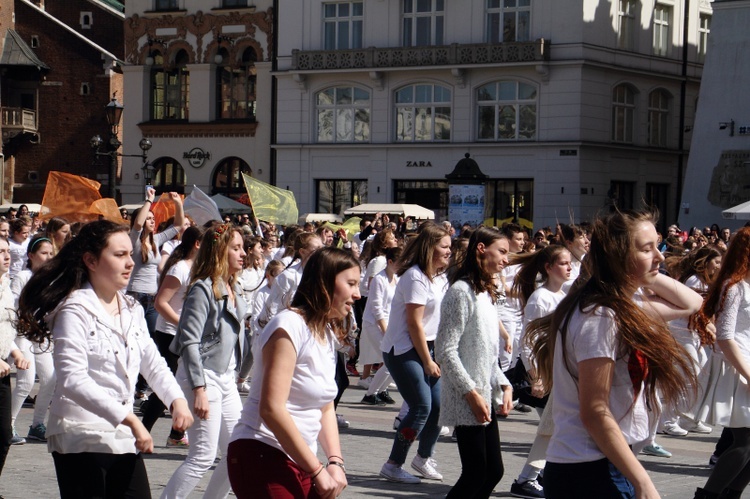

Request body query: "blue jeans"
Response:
[544, 458, 635, 498]
[128, 292, 157, 336]
[383, 346, 441, 465]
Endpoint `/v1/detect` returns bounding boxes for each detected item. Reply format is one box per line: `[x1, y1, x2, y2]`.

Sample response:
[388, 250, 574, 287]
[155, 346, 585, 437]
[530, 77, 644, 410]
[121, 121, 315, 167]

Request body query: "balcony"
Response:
[291, 39, 549, 71]
[1, 107, 38, 144]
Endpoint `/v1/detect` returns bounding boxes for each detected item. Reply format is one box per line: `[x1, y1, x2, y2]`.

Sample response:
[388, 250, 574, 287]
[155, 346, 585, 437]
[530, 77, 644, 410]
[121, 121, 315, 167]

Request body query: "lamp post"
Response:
[91, 95, 153, 200]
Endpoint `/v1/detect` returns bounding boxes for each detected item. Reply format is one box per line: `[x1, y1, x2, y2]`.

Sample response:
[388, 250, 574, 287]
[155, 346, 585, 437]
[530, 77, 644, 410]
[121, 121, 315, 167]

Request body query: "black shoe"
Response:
[514, 402, 532, 413]
[510, 479, 545, 498]
[22, 395, 35, 408]
[361, 394, 385, 406]
[377, 390, 396, 405]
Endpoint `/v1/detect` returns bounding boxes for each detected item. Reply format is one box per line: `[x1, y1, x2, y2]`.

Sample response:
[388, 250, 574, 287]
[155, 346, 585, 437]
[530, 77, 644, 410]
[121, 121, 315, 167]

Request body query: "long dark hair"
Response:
[511, 245, 569, 308]
[159, 226, 203, 284]
[526, 210, 697, 412]
[290, 247, 359, 341]
[449, 226, 506, 302]
[17, 220, 129, 344]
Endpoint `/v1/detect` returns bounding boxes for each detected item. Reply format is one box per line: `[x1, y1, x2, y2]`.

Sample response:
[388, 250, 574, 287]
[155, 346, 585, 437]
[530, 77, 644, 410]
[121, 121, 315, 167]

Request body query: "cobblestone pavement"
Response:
[1, 376, 742, 498]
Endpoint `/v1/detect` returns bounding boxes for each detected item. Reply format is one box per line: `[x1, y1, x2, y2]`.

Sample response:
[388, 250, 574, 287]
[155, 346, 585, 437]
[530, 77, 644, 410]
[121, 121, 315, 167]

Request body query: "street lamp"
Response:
[91, 95, 153, 200]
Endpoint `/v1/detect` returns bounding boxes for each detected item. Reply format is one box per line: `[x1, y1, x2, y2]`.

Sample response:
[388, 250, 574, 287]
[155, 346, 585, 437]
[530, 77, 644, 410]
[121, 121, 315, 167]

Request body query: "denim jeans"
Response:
[128, 292, 157, 337]
[383, 346, 441, 465]
[544, 458, 635, 498]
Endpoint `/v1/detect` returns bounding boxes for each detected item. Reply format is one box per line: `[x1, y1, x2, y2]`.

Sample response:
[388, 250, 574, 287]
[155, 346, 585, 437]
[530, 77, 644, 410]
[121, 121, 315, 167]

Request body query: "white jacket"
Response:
[45, 283, 185, 454]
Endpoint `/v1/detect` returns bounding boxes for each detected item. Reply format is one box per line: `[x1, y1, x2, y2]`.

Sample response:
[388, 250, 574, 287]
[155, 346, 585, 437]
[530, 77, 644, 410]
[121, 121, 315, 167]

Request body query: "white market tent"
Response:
[299, 213, 343, 223]
[722, 199, 750, 220]
[210, 194, 253, 214]
[344, 203, 435, 220]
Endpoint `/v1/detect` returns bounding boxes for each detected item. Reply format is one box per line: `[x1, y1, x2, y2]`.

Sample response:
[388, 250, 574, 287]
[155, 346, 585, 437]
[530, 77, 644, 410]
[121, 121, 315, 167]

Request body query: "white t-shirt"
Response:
[363, 270, 398, 326]
[360, 255, 387, 296]
[381, 265, 448, 355]
[8, 238, 29, 280]
[520, 286, 566, 369]
[547, 301, 649, 464]
[230, 310, 338, 458]
[155, 260, 191, 336]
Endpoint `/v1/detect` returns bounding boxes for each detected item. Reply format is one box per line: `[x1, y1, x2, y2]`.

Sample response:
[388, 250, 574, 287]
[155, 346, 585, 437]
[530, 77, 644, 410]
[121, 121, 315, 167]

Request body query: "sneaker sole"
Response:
[410, 465, 443, 481]
[643, 451, 671, 457]
[379, 471, 420, 484]
[26, 435, 46, 442]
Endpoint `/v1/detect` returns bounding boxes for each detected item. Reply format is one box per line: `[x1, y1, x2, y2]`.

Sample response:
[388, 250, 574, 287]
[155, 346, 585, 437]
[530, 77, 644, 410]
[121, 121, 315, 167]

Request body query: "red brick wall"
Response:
[10, 0, 124, 202]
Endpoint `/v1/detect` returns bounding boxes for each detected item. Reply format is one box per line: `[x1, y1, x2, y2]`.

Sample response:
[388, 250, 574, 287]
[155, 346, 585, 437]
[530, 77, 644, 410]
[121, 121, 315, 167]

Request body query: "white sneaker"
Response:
[237, 381, 250, 393]
[388, 382, 398, 390]
[689, 421, 713, 434]
[336, 414, 350, 428]
[380, 462, 421, 484]
[357, 377, 371, 389]
[411, 455, 443, 480]
[662, 422, 688, 436]
[439, 426, 450, 437]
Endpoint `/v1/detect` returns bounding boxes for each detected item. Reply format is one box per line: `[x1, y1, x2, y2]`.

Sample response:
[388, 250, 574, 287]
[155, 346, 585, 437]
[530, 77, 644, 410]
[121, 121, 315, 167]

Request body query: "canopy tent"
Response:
[344, 203, 435, 220]
[210, 194, 253, 214]
[299, 213, 343, 223]
[722, 199, 750, 220]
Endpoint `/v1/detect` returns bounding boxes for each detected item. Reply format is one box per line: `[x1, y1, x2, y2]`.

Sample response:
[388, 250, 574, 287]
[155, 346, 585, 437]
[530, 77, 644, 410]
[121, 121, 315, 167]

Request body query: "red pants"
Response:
[227, 439, 322, 499]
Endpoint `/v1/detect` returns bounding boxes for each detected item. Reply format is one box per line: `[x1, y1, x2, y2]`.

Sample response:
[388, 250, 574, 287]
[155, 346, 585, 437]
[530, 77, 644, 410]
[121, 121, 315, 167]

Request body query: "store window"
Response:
[151, 50, 189, 120]
[653, 4, 671, 57]
[212, 157, 252, 199]
[648, 89, 670, 147]
[612, 83, 636, 143]
[403, 0, 444, 47]
[486, 0, 530, 43]
[316, 86, 370, 143]
[323, 2, 363, 50]
[316, 180, 368, 214]
[395, 83, 451, 142]
[151, 157, 186, 195]
[477, 80, 537, 141]
[483, 179, 534, 227]
[154, 0, 179, 11]
[222, 0, 248, 7]
[617, 0, 636, 50]
[394, 180, 449, 222]
[217, 47, 257, 120]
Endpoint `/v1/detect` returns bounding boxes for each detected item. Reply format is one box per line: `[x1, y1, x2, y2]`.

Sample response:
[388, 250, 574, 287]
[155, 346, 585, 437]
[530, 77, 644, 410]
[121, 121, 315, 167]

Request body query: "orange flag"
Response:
[40, 171, 125, 224]
[150, 193, 183, 229]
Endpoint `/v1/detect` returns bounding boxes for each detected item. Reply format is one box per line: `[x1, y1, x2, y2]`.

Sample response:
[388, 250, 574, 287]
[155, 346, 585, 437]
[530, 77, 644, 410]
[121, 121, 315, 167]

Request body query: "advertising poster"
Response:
[448, 184, 485, 229]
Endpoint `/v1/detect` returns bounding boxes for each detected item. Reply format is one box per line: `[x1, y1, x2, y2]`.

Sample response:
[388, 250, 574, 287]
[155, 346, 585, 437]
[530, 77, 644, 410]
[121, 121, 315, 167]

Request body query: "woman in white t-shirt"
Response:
[142, 226, 202, 447]
[228, 247, 359, 498]
[527, 211, 702, 498]
[379, 222, 451, 484]
[693, 228, 750, 499]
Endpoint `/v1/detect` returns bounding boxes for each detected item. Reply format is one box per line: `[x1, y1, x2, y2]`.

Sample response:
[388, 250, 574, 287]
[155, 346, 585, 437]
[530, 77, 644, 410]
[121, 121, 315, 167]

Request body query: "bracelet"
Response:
[144, 199, 152, 204]
[327, 455, 344, 463]
[309, 462, 325, 479]
[326, 461, 346, 473]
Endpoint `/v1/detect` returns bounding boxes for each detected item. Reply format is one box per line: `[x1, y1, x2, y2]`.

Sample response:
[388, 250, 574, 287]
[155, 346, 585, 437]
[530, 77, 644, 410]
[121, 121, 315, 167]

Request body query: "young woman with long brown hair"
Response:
[693, 227, 750, 499]
[227, 247, 358, 498]
[527, 210, 702, 498]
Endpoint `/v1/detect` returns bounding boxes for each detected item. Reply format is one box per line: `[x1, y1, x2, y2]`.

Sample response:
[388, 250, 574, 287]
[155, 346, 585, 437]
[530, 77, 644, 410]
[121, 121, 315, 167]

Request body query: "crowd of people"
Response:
[0, 195, 745, 498]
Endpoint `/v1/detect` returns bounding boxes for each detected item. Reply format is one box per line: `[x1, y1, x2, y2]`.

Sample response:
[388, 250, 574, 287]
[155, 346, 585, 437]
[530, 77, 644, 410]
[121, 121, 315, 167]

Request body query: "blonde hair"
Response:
[190, 223, 242, 300]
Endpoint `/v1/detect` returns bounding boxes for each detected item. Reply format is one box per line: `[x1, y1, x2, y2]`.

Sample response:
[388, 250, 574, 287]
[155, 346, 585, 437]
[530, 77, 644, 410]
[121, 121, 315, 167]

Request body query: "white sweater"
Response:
[436, 280, 510, 427]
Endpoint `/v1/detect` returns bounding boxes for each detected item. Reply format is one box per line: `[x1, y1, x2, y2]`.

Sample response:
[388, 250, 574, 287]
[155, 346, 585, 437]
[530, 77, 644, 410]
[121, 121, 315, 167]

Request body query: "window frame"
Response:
[402, 0, 444, 47]
[151, 157, 186, 195]
[617, 0, 636, 50]
[216, 48, 257, 121]
[698, 13, 711, 63]
[212, 157, 253, 199]
[394, 83, 452, 142]
[154, 0, 179, 11]
[647, 89, 669, 147]
[315, 86, 371, 143]
[323, 2, 364, 50]
[485, 0, 531, 43]
[222, 0, 248, 7]
[612, 84, 636, 144]
[652, 3, 671, 57]
[476, 80, 538, 141]
[150, 51, 190, 121]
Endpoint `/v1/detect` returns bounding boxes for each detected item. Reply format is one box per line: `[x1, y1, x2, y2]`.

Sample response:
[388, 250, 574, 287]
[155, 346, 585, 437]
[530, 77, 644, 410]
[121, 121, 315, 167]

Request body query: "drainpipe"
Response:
[676, 0, 690, 220]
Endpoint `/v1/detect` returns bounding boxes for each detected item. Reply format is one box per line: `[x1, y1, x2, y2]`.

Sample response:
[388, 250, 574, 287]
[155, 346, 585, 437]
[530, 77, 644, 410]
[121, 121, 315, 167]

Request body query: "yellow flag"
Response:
[242, 173, 298, 226]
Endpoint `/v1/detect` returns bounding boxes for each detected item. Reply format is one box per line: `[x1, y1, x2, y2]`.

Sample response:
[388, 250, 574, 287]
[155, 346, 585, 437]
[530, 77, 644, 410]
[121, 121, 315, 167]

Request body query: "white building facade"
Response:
[275, 0, 712, 230]
[120, 0, 274, 203]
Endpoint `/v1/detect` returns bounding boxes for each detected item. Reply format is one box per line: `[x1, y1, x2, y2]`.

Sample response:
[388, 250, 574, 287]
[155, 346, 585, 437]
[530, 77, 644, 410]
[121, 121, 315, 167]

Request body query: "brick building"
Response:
[0, 0, 124, 204]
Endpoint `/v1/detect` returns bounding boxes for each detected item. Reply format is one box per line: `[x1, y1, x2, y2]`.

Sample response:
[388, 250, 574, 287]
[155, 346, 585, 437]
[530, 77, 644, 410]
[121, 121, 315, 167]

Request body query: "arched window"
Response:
[477, 80, 537, 141]
[395, 83, 451, 142]
[316, 86, 370, 142]
[612, 84, 636, 143]
[217, 47, 257, 120]
[648, 89, 670, 147]
[151, 50, 190, 120]
[151, 157, 186, 195]
[212, 157, 252, 199]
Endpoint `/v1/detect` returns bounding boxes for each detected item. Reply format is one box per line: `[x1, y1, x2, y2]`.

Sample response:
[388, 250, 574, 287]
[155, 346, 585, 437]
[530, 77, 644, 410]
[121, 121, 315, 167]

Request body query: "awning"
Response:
[722, 199, 750, 220]
[344, 203, 435, 220]
[0, 30, 48, 70]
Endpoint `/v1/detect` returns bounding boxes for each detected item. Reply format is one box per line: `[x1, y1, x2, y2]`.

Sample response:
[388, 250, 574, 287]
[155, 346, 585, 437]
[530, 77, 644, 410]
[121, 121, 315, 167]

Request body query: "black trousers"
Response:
[140, 331, 183, 440]
[446, 412, 504, 499]
[334, 352, 349, 409]
[52, 451, 151, 499]
[0, 375, 12, 478]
